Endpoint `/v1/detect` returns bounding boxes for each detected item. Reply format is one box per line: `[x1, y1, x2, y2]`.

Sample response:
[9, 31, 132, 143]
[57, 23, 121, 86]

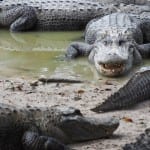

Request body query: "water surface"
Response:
[0, 29, 149, 81]
[0, 30, 97, 80]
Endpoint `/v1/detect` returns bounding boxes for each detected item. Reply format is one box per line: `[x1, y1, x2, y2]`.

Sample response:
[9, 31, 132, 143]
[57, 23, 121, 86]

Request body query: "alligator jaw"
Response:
[60, 115, 119, 143]
[99, 63, 125, 77]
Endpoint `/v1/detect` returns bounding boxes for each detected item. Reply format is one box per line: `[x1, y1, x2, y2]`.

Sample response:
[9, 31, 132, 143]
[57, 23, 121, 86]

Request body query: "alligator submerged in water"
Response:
[0, 103, 119, 150]
[66, 5, 150, 76]
[91, 67, 150, 112]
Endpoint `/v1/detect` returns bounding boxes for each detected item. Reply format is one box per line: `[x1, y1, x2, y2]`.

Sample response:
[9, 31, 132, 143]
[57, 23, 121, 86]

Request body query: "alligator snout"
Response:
[94, 52, 129, 77]
[97, 52, 128, 64]
[57, 106, 119, 143]
[60, 115, 119, 143]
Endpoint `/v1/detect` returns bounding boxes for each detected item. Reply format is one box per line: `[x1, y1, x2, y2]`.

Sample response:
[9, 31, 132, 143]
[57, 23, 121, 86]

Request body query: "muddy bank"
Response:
[0, 77, 150, 150]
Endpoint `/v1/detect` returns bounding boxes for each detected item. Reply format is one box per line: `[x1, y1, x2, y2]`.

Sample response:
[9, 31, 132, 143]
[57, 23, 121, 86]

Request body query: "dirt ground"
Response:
[0, 76, 150, 150]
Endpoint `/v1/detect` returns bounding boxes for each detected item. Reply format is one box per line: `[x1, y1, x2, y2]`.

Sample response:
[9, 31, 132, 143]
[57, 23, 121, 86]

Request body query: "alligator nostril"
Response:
[108, 53, 116, 56]
[97, 61, 101, 65]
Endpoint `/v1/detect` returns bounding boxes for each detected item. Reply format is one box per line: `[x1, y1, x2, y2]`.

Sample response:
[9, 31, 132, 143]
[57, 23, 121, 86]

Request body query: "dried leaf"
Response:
[77, 89, 85, 94]
[122, 117, 133, 123]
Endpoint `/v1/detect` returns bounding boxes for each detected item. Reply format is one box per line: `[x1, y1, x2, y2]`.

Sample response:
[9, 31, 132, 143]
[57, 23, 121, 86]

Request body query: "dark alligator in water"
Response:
[91, 67, 150, 112]
[0, 103, 119, 150]
[123, 128, 150, 150]
[66, 4, 150, 77]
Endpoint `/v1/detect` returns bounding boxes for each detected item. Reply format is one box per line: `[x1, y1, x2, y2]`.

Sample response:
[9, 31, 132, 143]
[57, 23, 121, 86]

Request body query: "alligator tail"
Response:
[91, 69, 150, 112]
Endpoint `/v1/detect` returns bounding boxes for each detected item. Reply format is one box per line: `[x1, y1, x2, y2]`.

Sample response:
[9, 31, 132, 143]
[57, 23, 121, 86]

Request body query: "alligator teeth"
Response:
[102, 63, 123, 69]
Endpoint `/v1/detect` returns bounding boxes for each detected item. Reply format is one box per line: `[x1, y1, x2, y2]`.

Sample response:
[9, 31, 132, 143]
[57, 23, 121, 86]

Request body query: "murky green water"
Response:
[0, 29, 98, 80]
[0, 29, 149, 81]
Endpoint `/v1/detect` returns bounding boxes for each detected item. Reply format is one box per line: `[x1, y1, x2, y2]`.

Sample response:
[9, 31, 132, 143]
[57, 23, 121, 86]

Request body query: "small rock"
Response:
[74, 96, 82, 101]
[105, 88, 112, 91]
[77, 89, 85, 94]
[105, 80, 114, 85]
[122, 117, 133, 123]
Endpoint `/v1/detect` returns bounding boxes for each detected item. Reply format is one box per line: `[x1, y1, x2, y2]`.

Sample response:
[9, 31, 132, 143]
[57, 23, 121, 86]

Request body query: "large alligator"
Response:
[123, 128, 150, 150]
[91, 67, 150, 112]
[0, 0, 149, 31]
[0, 103, 119, 150]
[0, 0, 119, 31]
[66, 4, 150, 77]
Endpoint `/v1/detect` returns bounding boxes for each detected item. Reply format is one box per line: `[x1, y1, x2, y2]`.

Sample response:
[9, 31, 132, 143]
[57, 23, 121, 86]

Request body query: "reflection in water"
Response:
[0, 30, 100, 80]
[0, 30, 83, 51]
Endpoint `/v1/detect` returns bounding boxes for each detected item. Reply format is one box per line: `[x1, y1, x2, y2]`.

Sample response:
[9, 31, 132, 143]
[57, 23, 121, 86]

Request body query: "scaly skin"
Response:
[0, 0, 120, 31]
[0, 0, 149, 31]
[0, 103, 119, 150]
[66, 5, 150, 77]
[91, 67, 150, 112]
[123, 128, 150, 150]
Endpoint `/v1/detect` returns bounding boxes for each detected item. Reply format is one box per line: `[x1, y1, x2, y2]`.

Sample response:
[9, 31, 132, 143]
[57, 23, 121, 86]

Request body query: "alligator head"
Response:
[88, 29, 142, 77]
[47, 106, 119, 144]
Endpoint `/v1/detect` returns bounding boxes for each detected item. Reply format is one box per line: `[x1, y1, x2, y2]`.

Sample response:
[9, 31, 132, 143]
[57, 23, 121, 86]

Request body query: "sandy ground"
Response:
[0, 76, 150, 150]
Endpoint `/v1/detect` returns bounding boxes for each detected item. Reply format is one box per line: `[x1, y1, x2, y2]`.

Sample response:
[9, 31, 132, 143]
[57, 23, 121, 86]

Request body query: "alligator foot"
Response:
[123, 128, 150, 150]
[22, 131, 70, 150]
[66, 42, 93, 59]
[1, 6, 37, 32]
[138, 43, 150, 58]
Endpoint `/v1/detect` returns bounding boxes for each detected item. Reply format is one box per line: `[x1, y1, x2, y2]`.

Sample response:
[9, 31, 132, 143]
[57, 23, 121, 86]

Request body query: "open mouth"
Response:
[100, 63, 125, 76]
[102, 63, 124, 70]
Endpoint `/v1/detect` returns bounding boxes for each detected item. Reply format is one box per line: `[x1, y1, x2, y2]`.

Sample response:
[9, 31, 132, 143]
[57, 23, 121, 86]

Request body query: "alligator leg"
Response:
[0, 116, 69, 150]
[66, 42, 93, 59]
[22, 131, 70, 150]
[0, 6, 37, 32]
[138, 43, 150, 58]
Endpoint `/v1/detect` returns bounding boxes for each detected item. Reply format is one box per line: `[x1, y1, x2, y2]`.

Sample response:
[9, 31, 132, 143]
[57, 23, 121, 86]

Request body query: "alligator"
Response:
[91, 67, 150, 112]
[0, 0, 149, 32]
[0, 103, 119, 150]
[66, 4, 150, 77]
[123, 128, 150, 150]
[0, 0, 119, 32]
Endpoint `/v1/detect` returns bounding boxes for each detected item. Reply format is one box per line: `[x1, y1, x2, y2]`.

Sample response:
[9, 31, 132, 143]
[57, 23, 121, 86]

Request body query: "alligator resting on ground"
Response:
[0, 0, 118, 31]
[123, 128, 150, 150]
[0, 0, 149, 31]
[0, 103, 119, 150]
[91, 67, 150, 112]
[66, 5, 150, 77]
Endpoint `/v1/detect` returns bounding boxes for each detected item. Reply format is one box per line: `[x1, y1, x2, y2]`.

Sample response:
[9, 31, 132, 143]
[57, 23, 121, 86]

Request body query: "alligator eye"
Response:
[118, 40, 125, 46]
[129, 45, 134, 52]
[103, 40, 108, 45]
